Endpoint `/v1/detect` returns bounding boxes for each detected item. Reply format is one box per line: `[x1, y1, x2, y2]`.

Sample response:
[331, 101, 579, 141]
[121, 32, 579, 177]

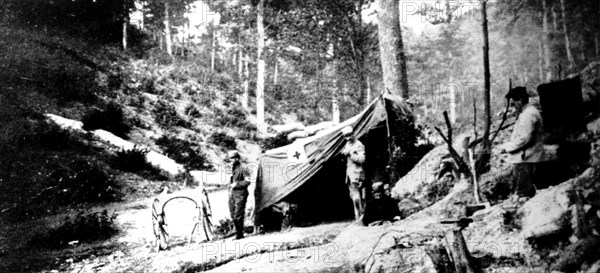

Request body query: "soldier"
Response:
[362, 182, 401, 226]
[341, 126, 366, 220]
[227, 150, 250, 239]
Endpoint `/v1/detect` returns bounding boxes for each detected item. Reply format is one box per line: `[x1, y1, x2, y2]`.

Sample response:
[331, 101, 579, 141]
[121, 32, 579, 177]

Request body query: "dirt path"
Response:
[52, 188, 350, 273]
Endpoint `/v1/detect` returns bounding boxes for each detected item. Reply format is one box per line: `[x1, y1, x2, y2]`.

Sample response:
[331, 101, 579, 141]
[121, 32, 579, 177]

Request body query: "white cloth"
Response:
[502, 104, 545, 163]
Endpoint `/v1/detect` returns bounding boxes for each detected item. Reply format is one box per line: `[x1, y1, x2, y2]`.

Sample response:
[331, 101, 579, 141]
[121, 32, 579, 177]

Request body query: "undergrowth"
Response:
[208, 132, 237, 150]
[28, 210, 119, 249]
[156, 135, 214, 171]
[112, 146, 168, 180]
[82, 102, 132, 139]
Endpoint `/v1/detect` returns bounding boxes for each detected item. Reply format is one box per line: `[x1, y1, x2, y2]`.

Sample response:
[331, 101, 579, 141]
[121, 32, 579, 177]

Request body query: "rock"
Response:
[45, 113, 83, 131]
[364, 246, 438, 273]
[586, 259, 600, 273]
[397, 199, 423, 219]
[552, 236, 600, 273]
[520, 179, 574, 240]
[392, 145, 446, 199]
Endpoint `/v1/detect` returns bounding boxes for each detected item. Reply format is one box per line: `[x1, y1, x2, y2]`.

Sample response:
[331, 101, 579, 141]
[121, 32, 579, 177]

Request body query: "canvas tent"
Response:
[254, 93, 412, 228]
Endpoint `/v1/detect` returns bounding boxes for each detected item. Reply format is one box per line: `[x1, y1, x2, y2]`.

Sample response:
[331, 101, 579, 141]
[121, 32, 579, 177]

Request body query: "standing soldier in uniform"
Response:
[341, 126, 367, 220]
[227, 150, 250, 239]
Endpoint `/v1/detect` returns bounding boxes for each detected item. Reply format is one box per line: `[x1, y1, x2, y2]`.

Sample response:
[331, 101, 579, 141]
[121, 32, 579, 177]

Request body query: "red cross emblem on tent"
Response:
[287, 143, 308, 163]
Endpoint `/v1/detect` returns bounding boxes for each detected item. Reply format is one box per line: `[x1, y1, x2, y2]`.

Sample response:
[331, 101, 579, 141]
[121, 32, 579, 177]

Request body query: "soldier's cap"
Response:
[227, 150, 240, 159]
[341, 126, 353, 136]
[372, 182, 385, 193]
[505, 86, 529, 101]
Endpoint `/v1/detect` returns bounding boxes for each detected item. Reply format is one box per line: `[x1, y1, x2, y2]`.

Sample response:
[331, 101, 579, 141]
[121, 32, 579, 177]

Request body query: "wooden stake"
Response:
[445, 228, 476, 273]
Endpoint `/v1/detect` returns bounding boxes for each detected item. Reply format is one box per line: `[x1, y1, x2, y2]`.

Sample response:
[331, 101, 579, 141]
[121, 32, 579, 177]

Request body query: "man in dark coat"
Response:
[362, 182, 401, 226]
[228, 150, 250, 239]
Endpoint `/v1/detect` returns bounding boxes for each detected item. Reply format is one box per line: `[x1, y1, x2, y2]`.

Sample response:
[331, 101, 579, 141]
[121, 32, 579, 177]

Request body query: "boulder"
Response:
[520, 179, 574, 240]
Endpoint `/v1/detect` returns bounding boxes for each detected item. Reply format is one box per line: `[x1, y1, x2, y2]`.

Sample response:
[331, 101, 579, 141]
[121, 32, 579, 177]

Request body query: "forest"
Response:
[1, 0, 600, 272]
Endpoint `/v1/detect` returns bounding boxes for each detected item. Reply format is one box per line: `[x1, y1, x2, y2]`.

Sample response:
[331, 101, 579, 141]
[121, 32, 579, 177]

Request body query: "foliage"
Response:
[213, 106, 255, 130]
[387, 110, 434, 183]
[260, 133, 292, 150]
[113, 146, 168, 180]
[208, 132, 237, 150]
[82, 102, 132, 139]
[47, 158, 123, 204]
[153, 101, 192, 129]
[0, 153, 123, 220]
[22, 121, 91, 152]
[6, 0, 134, 44]
[156, 136, 214, 171]
[212, 218, 234, 238]
[28, 210, 119, 249]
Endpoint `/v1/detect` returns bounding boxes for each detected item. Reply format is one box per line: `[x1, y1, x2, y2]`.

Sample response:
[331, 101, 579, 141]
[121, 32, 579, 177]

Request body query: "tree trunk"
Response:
[122, 18, 128, 50]
[356, 0, 368, 106]
[243, 53, 250, 110]
[256, 0, 266, 133]
[122, 0, 128, 50]
[159, 31, 164, 51]
[273, 51, 279, 85]
[559, 0, 575, 67]
[538, 39, 545, 82]
[551, 4, 559, 31]
[597, 3, 600, 57]
[450, 77, 457, 124]
[481, 0, 492, 160]
[332, 91, 340, 124]
[164, 1, 172, 56]
[140, 1, 145, 30]
[238, 48, 243, 79]
[211, 24, 216, 72]
[366, 75, 372, 105]
[542, 0, 553, 81]
[376, 0, 409, 99]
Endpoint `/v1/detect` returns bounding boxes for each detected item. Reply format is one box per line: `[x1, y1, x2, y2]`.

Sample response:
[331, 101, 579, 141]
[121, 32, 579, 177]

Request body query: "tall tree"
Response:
[243, 53, 250, 109]
[163, 1, 172, 55]
[481, 0, 491, 166]
[559, 0, 575, 67]
[122, 2, 128, 50]
[541, 0, 553, 81]
[256, 0, 266, 133]
[376, 0, 409, 99]
[210, 23, 217, 71]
